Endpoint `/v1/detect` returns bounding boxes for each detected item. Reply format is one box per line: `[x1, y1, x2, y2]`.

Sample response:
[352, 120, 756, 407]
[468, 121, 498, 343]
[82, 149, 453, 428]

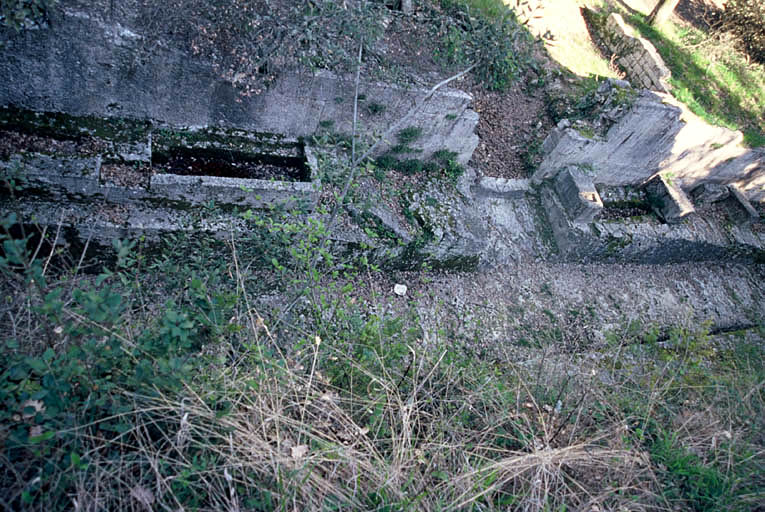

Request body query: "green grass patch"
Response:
[627, 15, 765, 147]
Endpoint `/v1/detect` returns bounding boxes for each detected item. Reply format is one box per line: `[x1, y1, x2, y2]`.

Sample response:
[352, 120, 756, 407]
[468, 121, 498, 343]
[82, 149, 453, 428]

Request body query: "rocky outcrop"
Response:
[537, 165, 764, 264]
[0, 1, 479, 164]
[533, 80, 765, 203]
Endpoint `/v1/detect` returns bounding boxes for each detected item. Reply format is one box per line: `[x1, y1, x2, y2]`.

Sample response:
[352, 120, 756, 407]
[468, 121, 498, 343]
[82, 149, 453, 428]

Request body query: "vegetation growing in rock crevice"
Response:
[2, 193, 763, 509]
[2, 1, 764, 510]
[0, 0, 55, 33]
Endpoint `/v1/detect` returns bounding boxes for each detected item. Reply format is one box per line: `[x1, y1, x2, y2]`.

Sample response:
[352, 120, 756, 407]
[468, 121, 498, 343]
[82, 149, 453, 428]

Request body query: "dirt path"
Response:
[283, 258, 765, 359]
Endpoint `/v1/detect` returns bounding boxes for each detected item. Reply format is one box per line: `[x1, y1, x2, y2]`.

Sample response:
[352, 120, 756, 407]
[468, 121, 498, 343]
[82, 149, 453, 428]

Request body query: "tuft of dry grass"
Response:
[1, 213, 762, 511]
[56, 308, 666, 512]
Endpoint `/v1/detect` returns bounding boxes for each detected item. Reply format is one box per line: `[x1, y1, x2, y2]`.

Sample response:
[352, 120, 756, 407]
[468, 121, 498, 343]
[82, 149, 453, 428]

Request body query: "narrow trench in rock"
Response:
[152, 147, 310, 182]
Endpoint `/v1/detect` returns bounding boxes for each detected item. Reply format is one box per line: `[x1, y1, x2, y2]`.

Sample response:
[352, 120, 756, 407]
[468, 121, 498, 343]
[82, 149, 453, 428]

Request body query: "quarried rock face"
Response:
[534, 81, 765, 203]
[0, 1, 479, 165]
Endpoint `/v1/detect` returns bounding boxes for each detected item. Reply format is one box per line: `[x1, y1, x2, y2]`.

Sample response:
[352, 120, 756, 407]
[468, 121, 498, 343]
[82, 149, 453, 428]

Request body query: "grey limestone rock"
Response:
[642, 174, 695, 224]
[723, 184, 760, 226]
[690, 182, 729, 205]
[0, 1, 479, 165]
[553, 166, 603, 224]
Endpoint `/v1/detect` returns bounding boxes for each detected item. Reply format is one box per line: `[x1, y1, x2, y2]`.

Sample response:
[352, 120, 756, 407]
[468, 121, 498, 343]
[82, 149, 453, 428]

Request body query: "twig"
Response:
[548, 391, 587, 445]
[71, 225, 94, 290]
[42, 209, 66, 277]
[351, 41, 363, 168]
[315, 40, 366, 256]
[28, 224, 48, 269]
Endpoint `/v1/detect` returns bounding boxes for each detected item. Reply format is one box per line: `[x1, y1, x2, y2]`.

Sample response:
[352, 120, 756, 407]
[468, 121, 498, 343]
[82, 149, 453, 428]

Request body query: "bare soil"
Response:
[599, 203, 653, 220]
[675, 0, 726, 32]
[466, 79, 553, 179]
[0, 130, 106, 159]
[370, 9, 447, 85]
[100, 163, 153, 189]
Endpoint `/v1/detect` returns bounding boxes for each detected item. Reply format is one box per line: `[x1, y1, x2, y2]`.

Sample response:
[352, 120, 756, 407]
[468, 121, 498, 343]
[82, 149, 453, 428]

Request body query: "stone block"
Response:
[474, 177, 530, 198]
[642, 174, 695, 223]
[690, 182, 729, 205]
[532, 122, 598, 185]
[553, 166, 604, 224]
[148, 141, 321, 211]
[149, 173, 319, 211]
[3, 154, 101, 199]
[722, 184, 760, 226]
[607, 13, 635, 38]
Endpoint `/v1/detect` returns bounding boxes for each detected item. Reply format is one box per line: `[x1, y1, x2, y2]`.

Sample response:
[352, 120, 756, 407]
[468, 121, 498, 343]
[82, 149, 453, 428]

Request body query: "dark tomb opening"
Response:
[152, 147, 310, 182]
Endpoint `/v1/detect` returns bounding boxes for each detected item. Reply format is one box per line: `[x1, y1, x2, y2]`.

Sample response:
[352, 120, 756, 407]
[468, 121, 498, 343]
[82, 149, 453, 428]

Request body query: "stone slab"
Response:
[473, 177, 530, 198]
[723, 184, 760, 226]
[690, 182, 729, 205]
[2, 153, 101, 199]
[553, 166, 604, 224]
[642, 174, 695, 224]
[149, 173, 319, 211]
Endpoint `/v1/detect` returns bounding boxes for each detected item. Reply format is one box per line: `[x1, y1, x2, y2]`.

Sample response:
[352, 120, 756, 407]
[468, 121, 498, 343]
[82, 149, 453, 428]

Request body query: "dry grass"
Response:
[65, 347, 654, 511]
[1, 208, 762, 511]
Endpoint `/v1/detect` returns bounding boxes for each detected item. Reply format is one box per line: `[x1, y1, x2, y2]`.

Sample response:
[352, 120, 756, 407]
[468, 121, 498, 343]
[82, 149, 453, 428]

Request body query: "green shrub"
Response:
[435, 0, 531, 90]
[432, 148, 464, 181]
[650, 431, 734, 511]
[375, 154, 397, 170]
[399, 158, 425, 175]
[722, 0, 765, 63]
[0, 0, 55, 32]
[367, 102, 386, 115]
[396, 126, 423, 145]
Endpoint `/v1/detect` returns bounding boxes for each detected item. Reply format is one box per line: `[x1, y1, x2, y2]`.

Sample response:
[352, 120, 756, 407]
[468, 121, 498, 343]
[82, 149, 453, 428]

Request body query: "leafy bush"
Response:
[396, 126, 423, 145]
[432, 148, 464, 181]
[722, 0, 765, 63]
[434, 0, 532, 90]
[650, 431, 734, 511]
[0, 243, 207, 508]
[0, 0, 55, 32]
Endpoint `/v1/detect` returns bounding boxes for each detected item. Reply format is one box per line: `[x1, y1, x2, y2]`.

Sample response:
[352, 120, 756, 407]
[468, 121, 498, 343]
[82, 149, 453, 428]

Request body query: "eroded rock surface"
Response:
[534, 81, 764, 202]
